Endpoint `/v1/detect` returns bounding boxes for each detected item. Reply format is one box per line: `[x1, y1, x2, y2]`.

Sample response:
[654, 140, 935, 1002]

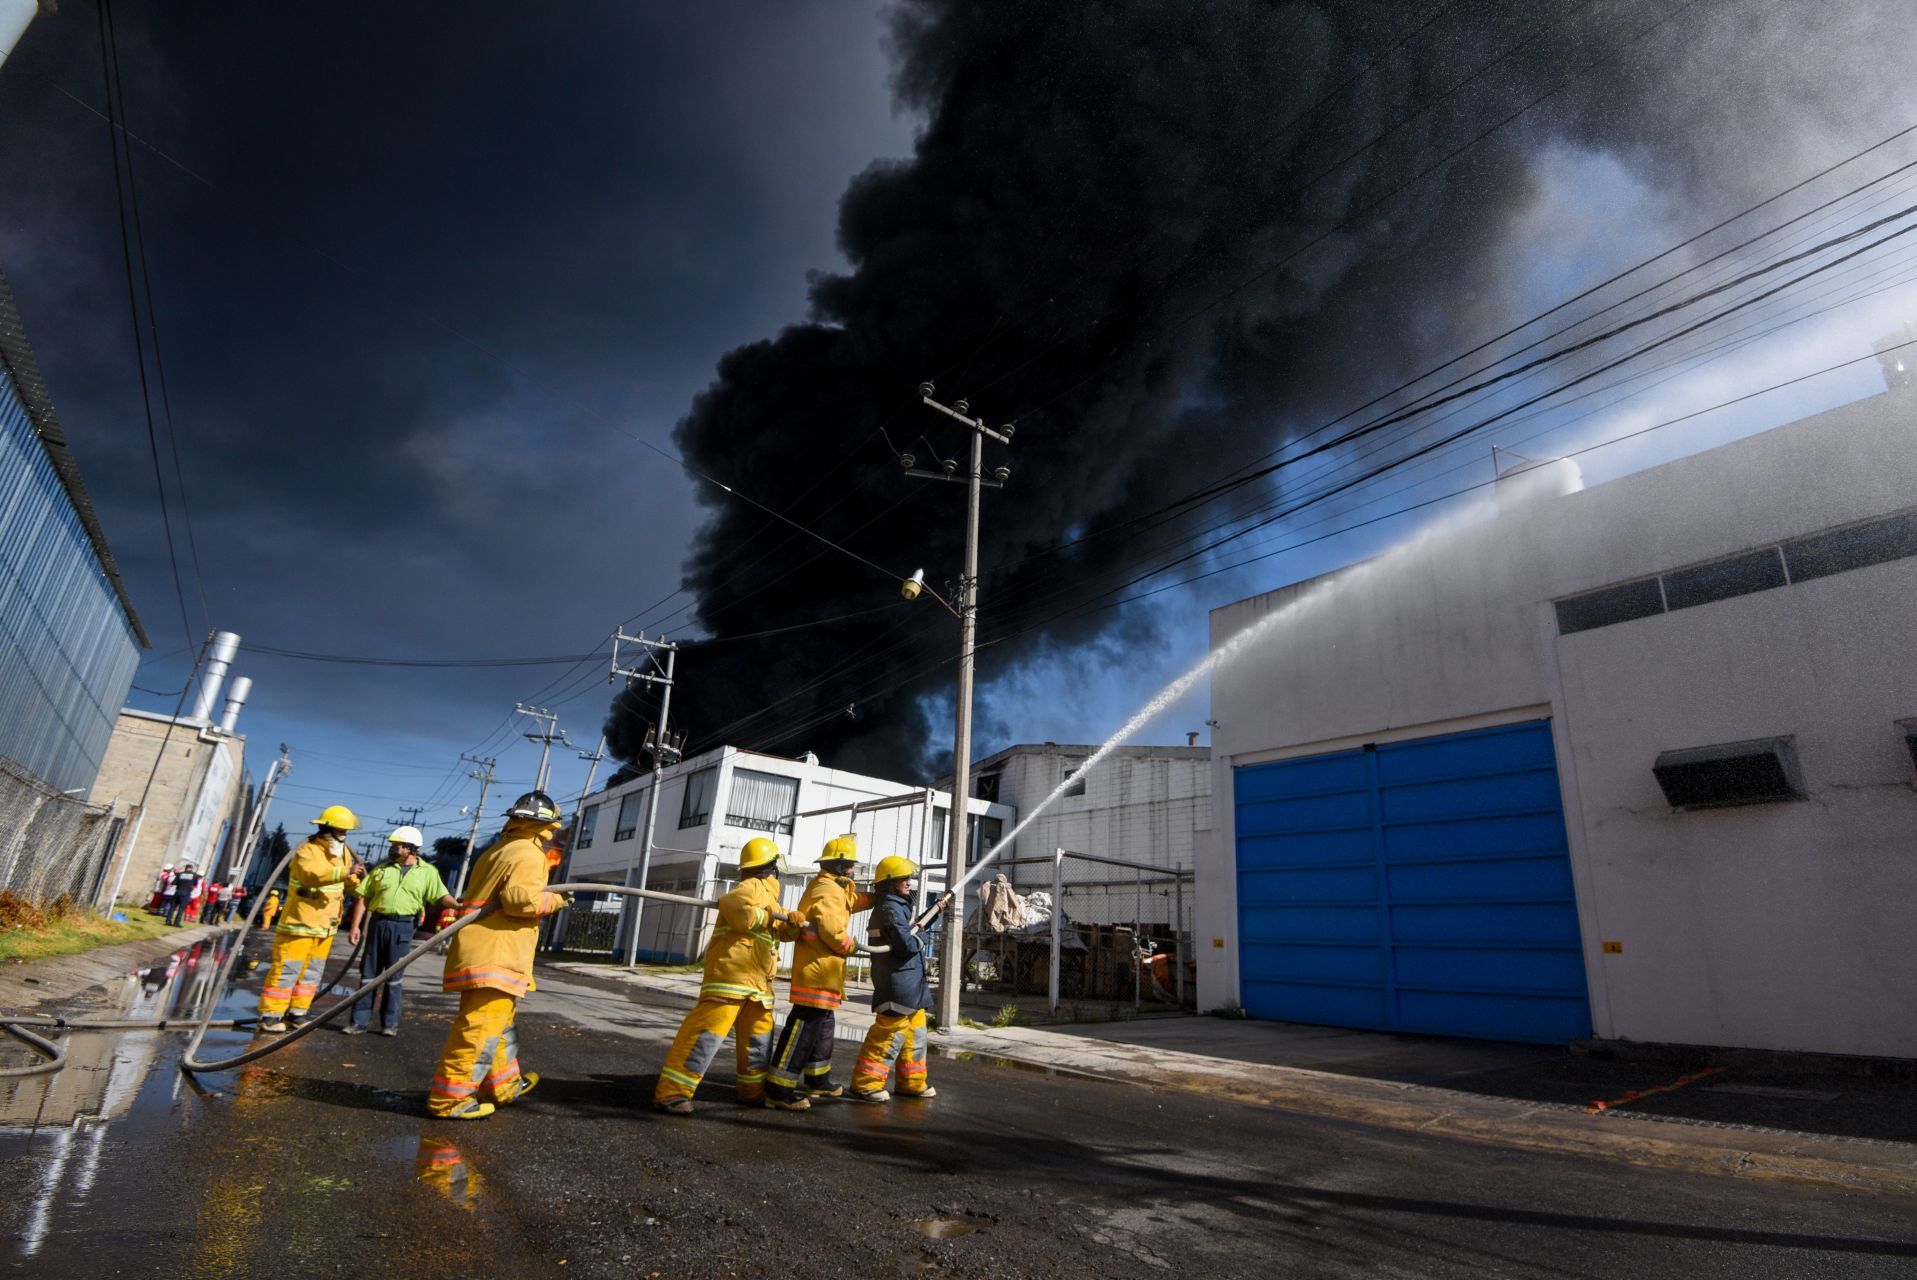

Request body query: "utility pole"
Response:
[388, 804, 424, 832]
[515, 703, 570, 793]
[547, 734, 607, 953]
[453, 754, 497, 898]
[612, 630, 679, 965]
[902, 382, 1012, 1029]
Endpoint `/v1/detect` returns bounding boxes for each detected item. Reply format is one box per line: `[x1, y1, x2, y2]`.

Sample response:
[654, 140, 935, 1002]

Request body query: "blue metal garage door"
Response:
[1235, 721, 1591, 1043]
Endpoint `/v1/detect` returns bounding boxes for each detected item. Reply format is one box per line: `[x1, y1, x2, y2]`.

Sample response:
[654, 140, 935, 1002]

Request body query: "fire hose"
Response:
[0, 838, 926, 1081]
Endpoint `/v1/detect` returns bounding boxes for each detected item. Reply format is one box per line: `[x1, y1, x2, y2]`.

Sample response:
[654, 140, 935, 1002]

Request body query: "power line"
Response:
[93, 0, 194, 651]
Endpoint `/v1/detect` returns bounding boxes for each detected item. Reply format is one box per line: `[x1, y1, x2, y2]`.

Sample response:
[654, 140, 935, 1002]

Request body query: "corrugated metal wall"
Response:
[0, 375, 142, 794]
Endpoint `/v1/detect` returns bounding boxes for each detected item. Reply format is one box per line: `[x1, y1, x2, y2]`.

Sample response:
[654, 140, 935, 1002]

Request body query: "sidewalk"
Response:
[550, 961, 1917, 1197]
[0, 922, 231, 1012]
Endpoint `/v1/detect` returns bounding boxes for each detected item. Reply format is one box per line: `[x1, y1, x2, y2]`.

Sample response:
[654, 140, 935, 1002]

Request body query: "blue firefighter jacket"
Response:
[867, 893, 929, 1016]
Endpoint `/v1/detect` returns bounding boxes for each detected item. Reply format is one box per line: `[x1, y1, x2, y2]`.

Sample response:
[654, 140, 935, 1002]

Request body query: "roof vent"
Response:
[1652, 736, 1804, 811]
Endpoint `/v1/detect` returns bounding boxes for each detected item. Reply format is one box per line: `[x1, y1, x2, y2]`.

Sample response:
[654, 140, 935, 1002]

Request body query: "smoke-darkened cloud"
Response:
[629, 0, 1915, 780]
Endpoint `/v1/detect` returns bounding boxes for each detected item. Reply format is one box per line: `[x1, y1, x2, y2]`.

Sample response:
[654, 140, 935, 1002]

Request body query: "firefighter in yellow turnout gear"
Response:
[653, 837, 805, 1115]
[257, 806, 364, 1034]
[764, 834, 872, 1109]
[850, 856, 937, 1103]
[428, 791, 568, 1121]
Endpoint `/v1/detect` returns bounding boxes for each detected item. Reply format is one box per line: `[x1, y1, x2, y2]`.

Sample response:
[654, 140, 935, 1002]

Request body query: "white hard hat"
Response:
[387, 826, 425, 848]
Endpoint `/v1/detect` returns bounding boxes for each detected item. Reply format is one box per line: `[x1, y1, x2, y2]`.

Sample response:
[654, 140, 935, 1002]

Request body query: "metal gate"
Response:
[1234, 720, 1591, 1043]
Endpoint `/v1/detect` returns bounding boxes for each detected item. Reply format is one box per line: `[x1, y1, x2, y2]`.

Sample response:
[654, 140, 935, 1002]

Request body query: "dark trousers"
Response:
[352, 916, 414, 1029]
[162, 897, 185, 927]
[764, 1004, 839, 1100]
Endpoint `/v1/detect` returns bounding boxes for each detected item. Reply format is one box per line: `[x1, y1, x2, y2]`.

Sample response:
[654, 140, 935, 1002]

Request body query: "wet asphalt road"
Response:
[2, 936, 1914, 1279]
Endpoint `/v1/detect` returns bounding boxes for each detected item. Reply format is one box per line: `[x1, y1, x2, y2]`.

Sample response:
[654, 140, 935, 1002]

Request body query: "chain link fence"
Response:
[961, 850, 1194, 1016]
[0, 754, 126, 908]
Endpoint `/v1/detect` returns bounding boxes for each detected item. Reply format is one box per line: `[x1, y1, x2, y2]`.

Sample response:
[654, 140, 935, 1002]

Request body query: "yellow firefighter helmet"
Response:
[873, 855, 919, 883]
[313, 805, 360, 832]
[739, 837, 781, 871]
[820, 833, 858, 864]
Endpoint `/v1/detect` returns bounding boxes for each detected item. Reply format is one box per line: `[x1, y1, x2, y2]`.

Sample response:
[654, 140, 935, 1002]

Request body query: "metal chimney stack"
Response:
[188, 631, 241, 723]
[218, 676, 253, 735]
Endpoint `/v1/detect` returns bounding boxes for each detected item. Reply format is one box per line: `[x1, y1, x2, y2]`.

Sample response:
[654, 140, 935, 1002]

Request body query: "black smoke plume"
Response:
[609, 0, 1910, 781]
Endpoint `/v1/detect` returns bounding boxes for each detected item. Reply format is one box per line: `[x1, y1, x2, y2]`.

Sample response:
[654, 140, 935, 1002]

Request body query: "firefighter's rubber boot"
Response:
[847, 1088, 891, 1104]
[441, 1099, 497, 1122]
[497, 1072, 540, 1106]
[764, 1094, 812, 1112]
[654, 1098, 694, 1116]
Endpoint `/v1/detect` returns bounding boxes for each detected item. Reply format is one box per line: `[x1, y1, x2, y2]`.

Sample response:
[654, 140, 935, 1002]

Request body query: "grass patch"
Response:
[991, 1002, 1030, 1028]
[0, 892, 179, 963]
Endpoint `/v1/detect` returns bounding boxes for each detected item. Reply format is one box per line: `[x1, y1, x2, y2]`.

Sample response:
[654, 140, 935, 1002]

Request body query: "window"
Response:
[1061, 759, 1088, 798]
[1783, 508, 1917, 583]
[725, 768, 800, 833]
[614, 792, 643, 842]
[678, 767, 717, 829]
[577, 804, 599, 850]
[975, 772, 1001, 803]
[1555, 578, 1664, 635]
[1652, 737, 1804, 811]
[1662, 548, 1786, 611]
[932, 808, 1002, 860]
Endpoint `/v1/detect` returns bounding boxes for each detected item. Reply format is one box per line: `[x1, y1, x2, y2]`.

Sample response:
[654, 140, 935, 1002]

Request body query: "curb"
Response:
[0, 923, 231, 1012]
[555, 962, 1917, 1197]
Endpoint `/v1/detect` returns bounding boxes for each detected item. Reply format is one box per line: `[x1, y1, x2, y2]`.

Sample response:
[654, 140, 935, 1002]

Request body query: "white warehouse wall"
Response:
[1201, 388, 1917, 1056]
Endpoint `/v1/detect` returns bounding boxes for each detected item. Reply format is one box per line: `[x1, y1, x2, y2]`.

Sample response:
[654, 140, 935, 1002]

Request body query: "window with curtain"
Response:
[577, 804, 599, 849]
[724, 768, 800, 833]
[678, 767, 717, 829]
[614, 792, 644, 841]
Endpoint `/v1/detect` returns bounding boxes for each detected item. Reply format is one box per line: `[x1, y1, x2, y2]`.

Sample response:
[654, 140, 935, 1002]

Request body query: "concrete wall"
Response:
[1201, 390, 1917, 1056]
[88, 712, 247, 901]
[978, 744, 1210, 927]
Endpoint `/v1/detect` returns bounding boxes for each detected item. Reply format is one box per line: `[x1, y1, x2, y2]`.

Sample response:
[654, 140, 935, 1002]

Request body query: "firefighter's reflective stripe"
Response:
[789, 984, 843, 1010]
[852, 1008, 930, 1096]
[258, 933, 329, 1018]
[429, 989, 523, 1116]
[653, 996, 775, 1104]
[444, 965, 533, 997]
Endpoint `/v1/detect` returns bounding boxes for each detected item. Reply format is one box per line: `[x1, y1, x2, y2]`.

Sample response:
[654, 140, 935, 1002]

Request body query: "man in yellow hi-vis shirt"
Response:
[653, 837, 805, 1115]
[257, 806, 364, 1034]
[342, 826, 457, 1036]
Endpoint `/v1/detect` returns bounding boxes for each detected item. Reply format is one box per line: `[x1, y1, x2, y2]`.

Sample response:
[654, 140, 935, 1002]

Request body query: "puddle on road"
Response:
[912, 1217, 976, 1240]
[0, 932, 270, 1263]
[410, 1134, 494, 1212]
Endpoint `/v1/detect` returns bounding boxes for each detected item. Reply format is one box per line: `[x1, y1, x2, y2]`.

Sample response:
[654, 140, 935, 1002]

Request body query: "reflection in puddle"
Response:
[0, 933, 256, 1261]
[414, 1136, 488, 1209]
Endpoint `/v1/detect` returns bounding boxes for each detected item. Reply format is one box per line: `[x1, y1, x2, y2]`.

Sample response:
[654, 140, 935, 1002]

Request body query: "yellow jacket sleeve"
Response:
[806, 882, 873, 955]
[496, 846, 559, 918]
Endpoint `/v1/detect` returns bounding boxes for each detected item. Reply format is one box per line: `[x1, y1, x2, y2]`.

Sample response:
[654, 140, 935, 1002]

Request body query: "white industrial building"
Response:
[964, 741, 1211, 926]
[564, 744, 1013, 962]
[1197, 386, 1917, 1060]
